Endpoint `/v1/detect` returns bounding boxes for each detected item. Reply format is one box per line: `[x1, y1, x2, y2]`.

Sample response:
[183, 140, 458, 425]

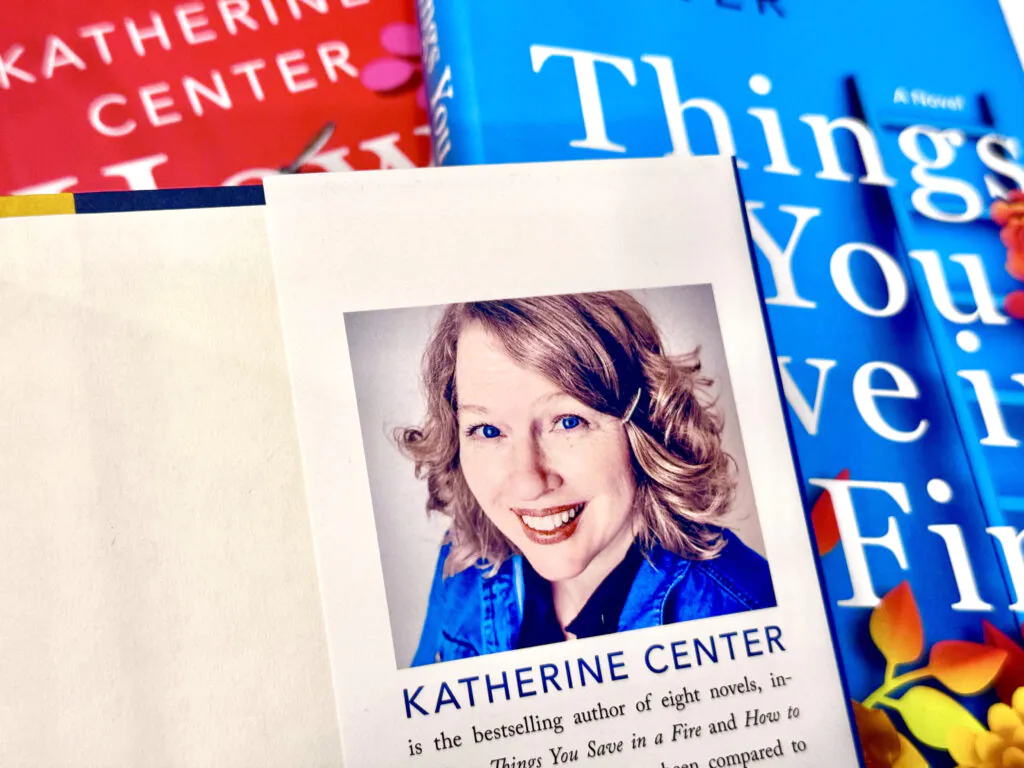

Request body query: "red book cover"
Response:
[0, 0, 430, 194]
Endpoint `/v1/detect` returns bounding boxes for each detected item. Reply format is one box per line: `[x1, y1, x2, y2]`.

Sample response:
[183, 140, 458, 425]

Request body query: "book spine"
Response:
[416, 0, 486, 166]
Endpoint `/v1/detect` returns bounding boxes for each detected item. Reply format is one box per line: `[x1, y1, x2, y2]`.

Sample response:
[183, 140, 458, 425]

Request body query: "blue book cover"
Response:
[416, 1, 1024, 763]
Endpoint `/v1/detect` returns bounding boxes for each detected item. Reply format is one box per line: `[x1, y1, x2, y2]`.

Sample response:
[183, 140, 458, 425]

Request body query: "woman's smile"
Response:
[514, 501, 586, 543]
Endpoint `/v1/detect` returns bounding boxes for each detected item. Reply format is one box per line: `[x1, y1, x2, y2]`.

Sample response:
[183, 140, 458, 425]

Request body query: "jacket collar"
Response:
[618, 546, 693, 630]
[483, 544, 690, 650]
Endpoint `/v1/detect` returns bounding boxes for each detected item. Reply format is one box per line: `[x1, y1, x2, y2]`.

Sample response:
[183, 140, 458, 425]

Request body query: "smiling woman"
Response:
[391, 290, 776, 666]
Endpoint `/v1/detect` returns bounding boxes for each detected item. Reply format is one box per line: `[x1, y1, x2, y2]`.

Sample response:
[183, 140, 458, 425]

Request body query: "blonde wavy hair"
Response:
[396, 291, 736, 577]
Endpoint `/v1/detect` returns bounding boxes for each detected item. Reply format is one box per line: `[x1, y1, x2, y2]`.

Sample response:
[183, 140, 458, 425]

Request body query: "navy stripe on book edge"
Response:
[73, 186, 265, 214]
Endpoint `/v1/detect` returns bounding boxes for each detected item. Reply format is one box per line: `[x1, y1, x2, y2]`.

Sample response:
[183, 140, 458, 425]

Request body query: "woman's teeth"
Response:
[521, 504, 582, 532]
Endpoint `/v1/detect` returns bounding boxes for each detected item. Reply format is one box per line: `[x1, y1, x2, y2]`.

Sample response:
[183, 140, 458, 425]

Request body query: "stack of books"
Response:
[2, 2, 1023, 766]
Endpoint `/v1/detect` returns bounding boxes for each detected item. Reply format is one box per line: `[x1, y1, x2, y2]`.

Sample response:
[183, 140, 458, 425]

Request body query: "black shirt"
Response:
[516, 542, 644, 649]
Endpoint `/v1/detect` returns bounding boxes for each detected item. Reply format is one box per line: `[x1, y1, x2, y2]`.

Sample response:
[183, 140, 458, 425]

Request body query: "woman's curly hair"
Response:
[396, 291, 736, 577]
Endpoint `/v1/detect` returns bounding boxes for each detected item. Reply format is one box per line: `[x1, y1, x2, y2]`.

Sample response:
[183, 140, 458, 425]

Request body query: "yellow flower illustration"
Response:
[949, 687, 1024, 767]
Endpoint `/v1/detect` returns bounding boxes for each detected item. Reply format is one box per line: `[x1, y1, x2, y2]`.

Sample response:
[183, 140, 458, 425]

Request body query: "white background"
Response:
[265, 156, 861, 768]
[346, 285, 767, 668]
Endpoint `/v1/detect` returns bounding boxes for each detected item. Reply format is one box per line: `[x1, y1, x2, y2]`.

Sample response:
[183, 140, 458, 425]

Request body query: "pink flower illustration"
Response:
[360, 22, 427, 109]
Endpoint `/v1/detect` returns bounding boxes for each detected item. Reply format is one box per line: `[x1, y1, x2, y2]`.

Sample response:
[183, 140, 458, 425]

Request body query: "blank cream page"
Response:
[0, 205, 340, 768]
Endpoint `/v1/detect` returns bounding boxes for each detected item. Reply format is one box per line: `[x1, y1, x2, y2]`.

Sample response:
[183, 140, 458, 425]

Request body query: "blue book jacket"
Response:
[416, 1, 1024, 763]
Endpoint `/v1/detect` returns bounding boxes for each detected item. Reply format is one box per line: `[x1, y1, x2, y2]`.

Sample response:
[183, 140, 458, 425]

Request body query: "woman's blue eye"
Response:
[480, 425, 501, 439]
[559, 416, 582, 430]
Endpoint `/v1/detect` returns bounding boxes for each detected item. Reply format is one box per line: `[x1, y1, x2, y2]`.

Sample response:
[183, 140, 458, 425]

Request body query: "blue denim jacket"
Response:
[411, 529, 775, 666]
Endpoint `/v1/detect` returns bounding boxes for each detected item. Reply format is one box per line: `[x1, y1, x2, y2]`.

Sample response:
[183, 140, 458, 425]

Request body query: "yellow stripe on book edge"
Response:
[0, 194, 76, 218]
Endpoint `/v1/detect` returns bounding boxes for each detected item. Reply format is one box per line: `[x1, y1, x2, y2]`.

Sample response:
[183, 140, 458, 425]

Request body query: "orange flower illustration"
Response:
[809, 469, 849, 556]
[982, 621, 1024, 705]
[991, 191, 1024, 320]
[853, 701, 928, 768]
[812, 499, 1022, 764]
[854, 583, 1007, 765]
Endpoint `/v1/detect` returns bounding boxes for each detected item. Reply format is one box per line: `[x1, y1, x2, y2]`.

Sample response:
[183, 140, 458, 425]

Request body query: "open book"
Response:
[5, 153, 1019, 767]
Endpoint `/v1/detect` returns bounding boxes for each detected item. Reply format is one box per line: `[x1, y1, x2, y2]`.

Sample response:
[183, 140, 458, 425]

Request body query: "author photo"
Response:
[345, 287, 776, 668]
